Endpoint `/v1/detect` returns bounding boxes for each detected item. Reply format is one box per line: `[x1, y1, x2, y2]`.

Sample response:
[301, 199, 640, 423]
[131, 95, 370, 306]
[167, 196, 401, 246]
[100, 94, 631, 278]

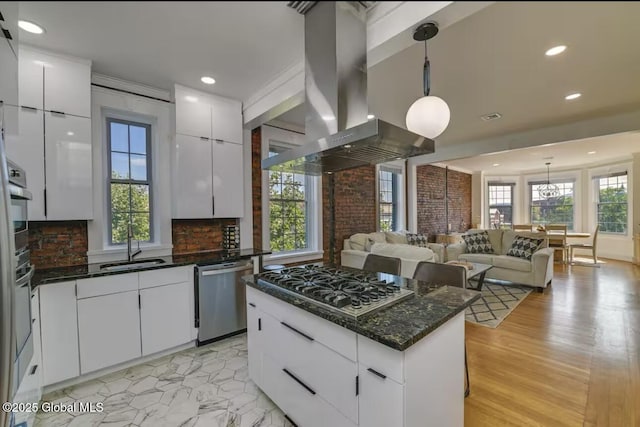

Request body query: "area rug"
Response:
[465, 283, 532, 328]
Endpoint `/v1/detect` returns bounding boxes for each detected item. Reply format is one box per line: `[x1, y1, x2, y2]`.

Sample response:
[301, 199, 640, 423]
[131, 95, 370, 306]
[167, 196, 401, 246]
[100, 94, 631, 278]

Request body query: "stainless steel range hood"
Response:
[262, 1, 434, 175]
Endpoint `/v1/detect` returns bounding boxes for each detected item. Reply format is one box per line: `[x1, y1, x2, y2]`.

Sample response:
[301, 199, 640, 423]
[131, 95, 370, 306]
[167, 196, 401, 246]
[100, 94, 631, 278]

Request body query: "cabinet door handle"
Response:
[214, 138, 224, 143]
[2, 29, 12, 41]
[248, 302, 256, 308]
[356, 375, 359, 396]
[282, 368, 316, 395]
[20, 105, 37, 112]
[50, 110, 66, 116]
[281, 321, 314, 341]
[138, 294, 141, 309]
[284, 415, 298, 427]
[212, 195, 215, 216]
[367, 368, 387, 380]
[30, 365, 38, 375]
[43, 188, 48, 217]
[258, 318, 261, 331]
[200, 136, 209, 141]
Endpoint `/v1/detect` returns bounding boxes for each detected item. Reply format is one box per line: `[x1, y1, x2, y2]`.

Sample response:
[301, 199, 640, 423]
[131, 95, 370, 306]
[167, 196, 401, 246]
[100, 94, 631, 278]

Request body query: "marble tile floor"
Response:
[35, 333, 293, 427]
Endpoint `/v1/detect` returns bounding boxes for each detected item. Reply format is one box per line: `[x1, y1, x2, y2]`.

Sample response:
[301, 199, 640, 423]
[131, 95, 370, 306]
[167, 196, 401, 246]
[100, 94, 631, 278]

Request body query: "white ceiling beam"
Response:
[408, 108, 640, 167]
[243, 1, 493, 127]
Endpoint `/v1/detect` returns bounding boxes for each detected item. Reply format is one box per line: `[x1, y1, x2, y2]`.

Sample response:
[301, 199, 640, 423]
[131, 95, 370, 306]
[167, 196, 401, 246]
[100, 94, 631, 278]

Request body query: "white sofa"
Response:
[446, 229, 555, 291]
[341, 231, 445, 278]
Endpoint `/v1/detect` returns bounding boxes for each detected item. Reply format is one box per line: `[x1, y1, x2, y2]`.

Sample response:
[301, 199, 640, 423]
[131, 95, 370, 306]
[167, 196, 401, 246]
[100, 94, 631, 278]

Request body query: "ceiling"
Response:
[441, 132, 638, 174]
[18, 1, 303, 101]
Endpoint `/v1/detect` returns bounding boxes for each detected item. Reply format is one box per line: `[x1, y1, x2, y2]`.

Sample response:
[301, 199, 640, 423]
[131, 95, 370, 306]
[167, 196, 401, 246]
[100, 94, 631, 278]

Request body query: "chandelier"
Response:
[539, 162, 560, 199]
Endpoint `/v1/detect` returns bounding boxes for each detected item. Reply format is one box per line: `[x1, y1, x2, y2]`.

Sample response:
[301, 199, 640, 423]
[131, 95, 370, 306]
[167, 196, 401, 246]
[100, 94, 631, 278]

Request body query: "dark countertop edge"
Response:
[33, 249, 271, 288]
[243, 276, 481, 352]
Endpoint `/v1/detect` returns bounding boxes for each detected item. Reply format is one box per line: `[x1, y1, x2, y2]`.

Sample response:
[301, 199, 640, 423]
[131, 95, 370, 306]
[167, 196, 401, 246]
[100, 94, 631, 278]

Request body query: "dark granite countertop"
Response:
[32, 248, 271, 288]
[242, 266, 481, 351]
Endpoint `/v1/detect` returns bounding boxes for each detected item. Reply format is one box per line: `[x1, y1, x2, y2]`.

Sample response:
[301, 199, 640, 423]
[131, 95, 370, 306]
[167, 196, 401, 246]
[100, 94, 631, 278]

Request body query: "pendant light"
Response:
[405, 22, 450, 139]
[539, 162, 560, 199]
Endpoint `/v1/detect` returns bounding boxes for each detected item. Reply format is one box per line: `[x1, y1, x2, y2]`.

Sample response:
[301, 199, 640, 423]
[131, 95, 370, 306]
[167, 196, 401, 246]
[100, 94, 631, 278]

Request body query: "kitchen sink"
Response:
[99, 258, 167, 272]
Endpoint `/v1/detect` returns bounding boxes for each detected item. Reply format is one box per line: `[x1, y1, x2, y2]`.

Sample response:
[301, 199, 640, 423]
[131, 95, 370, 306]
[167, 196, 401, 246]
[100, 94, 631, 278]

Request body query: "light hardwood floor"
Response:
[465, 259, 640, 426]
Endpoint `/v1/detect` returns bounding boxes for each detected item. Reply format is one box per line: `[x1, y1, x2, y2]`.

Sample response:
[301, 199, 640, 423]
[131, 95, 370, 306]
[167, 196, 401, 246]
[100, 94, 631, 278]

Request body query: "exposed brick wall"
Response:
[172, 219, 238, 254]
[29, 221, 88, 269]
[251, 127, 263, 250]
[323, 166, 377, 264]
[416, 165, 471, 238]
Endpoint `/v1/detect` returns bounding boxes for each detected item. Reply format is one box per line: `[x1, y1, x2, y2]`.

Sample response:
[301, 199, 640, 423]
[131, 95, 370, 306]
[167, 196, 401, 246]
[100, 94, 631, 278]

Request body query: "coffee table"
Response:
[465, 263, 493, 291]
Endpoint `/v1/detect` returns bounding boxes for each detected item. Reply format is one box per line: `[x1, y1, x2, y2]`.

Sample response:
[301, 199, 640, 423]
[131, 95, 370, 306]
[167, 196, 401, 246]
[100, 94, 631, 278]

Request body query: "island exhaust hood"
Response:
[262, 1, 435, 175]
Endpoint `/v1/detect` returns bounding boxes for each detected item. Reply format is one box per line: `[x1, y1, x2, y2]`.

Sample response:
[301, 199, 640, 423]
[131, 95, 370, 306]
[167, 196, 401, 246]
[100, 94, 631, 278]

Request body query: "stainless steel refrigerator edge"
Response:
[0, 108, 17, 427]
[195, 261, 253, 345]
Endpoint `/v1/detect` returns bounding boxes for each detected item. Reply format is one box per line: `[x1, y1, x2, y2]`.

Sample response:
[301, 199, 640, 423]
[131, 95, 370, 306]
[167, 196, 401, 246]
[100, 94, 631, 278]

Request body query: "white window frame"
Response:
[487, 182, 515, 229]
[525, 169, 580, 230]
[261, 125, 322, 264]
[376, 161, 405, 232]
[588, 163, 632, 237]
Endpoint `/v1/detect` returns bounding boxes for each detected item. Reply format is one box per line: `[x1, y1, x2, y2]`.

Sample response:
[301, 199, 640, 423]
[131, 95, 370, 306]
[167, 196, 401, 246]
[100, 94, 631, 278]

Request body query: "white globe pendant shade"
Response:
[405, 95, 450, 139]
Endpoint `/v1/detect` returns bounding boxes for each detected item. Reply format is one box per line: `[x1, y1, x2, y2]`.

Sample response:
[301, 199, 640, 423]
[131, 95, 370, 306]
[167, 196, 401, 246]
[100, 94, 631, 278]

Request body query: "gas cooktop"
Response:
[256, 265, 414, 319]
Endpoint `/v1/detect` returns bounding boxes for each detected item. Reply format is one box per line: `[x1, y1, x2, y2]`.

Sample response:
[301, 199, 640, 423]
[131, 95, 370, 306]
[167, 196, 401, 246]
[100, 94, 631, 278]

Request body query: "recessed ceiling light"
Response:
[587, 151, 596, 155]
[492, 163, 500, 167]
[18, 20, 45, 34]
[565, 93, 581, 100]
[481, 112, 502, 122]
[66, 131, 74, 136]
[185, 95, 198, 103]
[200, 76, 215, 85]
[367, 114, 375, 120]
[344, 144, 352, 149]
[545, 45, 566, 56]
[322, 115, 335, 121]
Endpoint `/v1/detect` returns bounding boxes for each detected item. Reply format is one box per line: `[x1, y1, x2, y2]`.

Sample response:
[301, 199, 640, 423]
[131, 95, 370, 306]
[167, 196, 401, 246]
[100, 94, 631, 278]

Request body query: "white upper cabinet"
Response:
[0, 2, 18, 106]
[173, 133, 214, 219]
[211, 96, 242, 144]
[43, 54, 91, 118]
[175, 85, 211, 139]
[18, 47, 43, 110]
[212, 139, 244, 218]
[44, 112, 93, 220]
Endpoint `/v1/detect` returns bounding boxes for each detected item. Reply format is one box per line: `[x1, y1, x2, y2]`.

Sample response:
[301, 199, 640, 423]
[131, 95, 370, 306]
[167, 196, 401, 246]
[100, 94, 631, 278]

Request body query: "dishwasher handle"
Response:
[199, 264, 253, 276]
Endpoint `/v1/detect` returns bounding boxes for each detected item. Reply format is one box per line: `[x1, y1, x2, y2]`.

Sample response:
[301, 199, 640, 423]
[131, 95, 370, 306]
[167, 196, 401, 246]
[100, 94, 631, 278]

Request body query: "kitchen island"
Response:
[242, 265, 481, 427]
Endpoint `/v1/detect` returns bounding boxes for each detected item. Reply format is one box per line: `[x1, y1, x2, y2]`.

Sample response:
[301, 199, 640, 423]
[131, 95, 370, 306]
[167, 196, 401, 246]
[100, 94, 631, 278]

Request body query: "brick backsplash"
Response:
[28, 221, 88, 269]
[416, 165, 471, 238]
[172, 218, 238, 254]
[251, 128, 263, 250]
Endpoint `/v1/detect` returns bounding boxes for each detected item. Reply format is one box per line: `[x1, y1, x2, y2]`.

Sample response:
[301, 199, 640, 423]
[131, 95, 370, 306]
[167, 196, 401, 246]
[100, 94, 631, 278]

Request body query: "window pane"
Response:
[111, 183, 131, 212]
[131, 212, 150, 242]
[130, 126, 147, 154]
[130, 184, 150, 212]
[110, 122, 128, 152]
[111, 212, 129, 244]
[111, 152, 129, 179]
[130, 154, 147, 181]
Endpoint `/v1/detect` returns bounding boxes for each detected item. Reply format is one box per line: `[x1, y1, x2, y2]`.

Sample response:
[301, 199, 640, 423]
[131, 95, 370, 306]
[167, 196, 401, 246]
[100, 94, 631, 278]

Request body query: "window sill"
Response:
[264, 250, 324, 266]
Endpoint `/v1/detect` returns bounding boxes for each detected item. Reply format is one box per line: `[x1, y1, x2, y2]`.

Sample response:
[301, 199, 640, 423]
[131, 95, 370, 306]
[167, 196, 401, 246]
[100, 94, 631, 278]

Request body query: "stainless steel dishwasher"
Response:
[195, 260, 254, 346]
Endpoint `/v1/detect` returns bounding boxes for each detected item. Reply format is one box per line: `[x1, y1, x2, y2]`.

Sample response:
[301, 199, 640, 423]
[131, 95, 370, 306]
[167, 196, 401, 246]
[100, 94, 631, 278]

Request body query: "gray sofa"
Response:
[446, 229, 555, 291]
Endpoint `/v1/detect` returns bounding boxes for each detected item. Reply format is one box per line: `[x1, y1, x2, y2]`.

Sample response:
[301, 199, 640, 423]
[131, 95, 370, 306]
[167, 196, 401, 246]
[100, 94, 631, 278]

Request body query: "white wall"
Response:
[482, 159, 633, 262]
[87, 85, 173, 263]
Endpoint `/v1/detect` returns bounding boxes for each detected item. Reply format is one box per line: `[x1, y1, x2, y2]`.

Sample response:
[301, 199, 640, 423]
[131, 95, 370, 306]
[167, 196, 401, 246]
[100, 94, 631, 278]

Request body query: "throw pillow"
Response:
[462, 231, 495, 254]
[364, 237, 375, 252]
[506, 236, 545, 260]
[406, 233, 429, 248]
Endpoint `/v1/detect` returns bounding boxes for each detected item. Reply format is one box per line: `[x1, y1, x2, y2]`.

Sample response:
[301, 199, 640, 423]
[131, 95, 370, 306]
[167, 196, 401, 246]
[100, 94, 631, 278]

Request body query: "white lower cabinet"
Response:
[246, 301, 263, 388]
[358, 364, 404, 427]
[77, 290, 142, 374]
[140, 282, 192, 356]
[39, 281, 80, 386]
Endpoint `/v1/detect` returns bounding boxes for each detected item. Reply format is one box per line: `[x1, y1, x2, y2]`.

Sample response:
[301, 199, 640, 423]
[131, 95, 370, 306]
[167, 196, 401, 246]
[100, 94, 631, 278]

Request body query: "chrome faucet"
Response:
[127, 223, 142, 262]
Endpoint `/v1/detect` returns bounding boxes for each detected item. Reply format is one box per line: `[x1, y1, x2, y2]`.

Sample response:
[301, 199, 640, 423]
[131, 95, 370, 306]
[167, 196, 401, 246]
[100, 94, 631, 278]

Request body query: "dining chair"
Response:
[513, 224, 533, 232]
[362, 253, 402, 276]
[412, 261, 470, 397]
[569, 225, 600, 264]
[545, 224, 569, 264]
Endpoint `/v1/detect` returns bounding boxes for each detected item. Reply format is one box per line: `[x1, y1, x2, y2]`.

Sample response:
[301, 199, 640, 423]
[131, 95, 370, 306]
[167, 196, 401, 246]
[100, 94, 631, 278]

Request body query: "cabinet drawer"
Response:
[265, 313, 358, 423]
[357, 334, 405, 384]
[139, 266, 192, 289]
[246, 286, 357, 361]
[76, 272, 138, 299]
[262, 353, 356, 427]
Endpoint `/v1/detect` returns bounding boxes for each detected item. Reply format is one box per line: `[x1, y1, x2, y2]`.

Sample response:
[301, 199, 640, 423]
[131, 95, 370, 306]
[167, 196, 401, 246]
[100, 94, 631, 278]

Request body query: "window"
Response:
[530, 180, 574, 230]
[595, 172, 628, 234]
[107, 118, 152, 244]
[379, 169, 399, 231]
[268, 148, 309, 253]
[488, 183, 514, 229]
